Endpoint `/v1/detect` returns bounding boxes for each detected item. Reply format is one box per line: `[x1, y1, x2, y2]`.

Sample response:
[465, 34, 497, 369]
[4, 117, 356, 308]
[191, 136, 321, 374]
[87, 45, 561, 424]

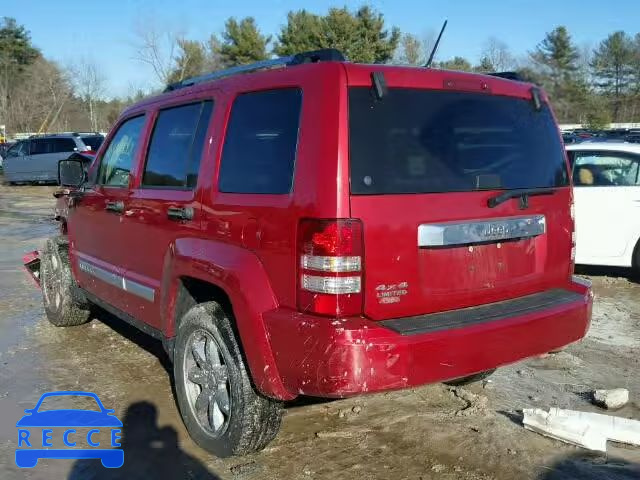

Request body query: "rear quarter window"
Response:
[218, 88, 302, 194]
[81, 136, 104, 151]
[349, 88, 568, 194]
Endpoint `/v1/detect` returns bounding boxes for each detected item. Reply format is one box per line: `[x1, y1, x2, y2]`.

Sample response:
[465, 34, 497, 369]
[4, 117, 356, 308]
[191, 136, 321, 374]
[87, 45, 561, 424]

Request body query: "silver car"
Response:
[2, 133, 103, 184]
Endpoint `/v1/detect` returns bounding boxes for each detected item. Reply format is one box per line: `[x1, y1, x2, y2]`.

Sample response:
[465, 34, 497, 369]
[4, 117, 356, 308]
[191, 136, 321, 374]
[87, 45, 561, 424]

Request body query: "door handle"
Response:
[167, 206, 194, 221]
[105, 200, 124, 214]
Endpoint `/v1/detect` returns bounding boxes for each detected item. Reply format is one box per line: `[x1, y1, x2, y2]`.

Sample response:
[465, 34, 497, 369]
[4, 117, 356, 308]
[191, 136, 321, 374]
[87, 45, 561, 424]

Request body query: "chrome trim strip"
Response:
[77, 260, 155, 302]
[418, 215, 546, 247]
[123, 278, 155, 302]
[78, 260, 121, 289]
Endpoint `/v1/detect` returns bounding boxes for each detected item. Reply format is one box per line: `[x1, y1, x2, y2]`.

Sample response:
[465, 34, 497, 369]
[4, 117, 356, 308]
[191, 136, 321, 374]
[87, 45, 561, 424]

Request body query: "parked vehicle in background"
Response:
[562, 132, 582, 144]
[24, 49, 592, 457]
[0, 141, 15, 169]
[3, 133, 104, 184]
[567, 142, 640, 271]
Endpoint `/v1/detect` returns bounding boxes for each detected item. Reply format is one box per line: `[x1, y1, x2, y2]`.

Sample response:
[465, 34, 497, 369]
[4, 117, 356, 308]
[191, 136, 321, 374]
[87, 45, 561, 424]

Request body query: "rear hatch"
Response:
[347, 79, 572, 321]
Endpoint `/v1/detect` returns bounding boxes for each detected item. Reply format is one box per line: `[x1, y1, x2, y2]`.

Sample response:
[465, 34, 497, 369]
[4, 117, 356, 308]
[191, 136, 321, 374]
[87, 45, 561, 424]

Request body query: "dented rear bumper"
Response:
[23, 250, 41, 287]
[264, 279, 592, 398]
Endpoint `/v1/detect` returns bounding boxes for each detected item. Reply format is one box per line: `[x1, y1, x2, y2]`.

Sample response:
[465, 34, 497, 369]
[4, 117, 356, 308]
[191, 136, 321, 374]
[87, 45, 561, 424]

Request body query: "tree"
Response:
[9, 57, 72, 132]
[514, 66, 546, 85]
[529, 26, 589, 122]
[133, 21, 183, 84]
[0, 17, 40, 132]
[70, 58, 106, 131]
[204, 35, 224, 72]
[531, 26, 579, 91]
[397, 33, 424, 65]
[274, 6, 399, 63]
[167, 39, 206, 84]
[437, 56, 473, 72]
[591, 31, 635, 119]
[628, 33, 640, 95]
[0, 17, 40, 69]
[217, 17, 270, 67]
[475, 56, 495, 73]
[582, 95, 612, 129]
[481, 37, 515, 72]
[272, 10, 323, 56]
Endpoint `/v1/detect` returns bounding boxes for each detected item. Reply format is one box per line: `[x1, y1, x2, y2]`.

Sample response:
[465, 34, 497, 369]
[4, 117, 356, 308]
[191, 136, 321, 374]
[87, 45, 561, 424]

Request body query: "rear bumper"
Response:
[264, 280, 592, 398]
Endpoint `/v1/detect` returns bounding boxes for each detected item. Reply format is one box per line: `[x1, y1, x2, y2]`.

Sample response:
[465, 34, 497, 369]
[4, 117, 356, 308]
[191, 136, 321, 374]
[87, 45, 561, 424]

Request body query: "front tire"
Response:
[40, 237, 91, 327]
[173, 301, 282, 457]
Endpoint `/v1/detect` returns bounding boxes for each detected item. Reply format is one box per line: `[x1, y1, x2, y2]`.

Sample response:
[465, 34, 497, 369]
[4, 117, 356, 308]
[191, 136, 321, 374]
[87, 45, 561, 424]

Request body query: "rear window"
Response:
[349, 88, 568, 195]
[81, 136, 104, 151]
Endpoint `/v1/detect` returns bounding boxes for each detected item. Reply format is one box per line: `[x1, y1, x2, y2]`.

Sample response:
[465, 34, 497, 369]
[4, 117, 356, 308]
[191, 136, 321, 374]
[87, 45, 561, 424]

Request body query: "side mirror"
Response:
[58, 158, 85, 187]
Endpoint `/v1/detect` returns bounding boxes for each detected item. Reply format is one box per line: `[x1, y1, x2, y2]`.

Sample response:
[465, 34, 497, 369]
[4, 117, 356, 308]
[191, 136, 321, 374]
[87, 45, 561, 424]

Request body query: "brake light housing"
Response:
[297, 219, 363, 317]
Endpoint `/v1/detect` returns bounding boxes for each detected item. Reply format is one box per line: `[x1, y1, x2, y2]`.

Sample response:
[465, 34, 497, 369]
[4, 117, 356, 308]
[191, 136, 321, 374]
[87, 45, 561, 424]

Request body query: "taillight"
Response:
[297, 219, 363, 317]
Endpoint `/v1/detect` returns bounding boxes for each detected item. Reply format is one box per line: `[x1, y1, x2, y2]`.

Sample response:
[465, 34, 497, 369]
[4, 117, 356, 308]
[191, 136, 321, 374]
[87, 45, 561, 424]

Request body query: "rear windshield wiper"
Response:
[487, 187, 556, 209]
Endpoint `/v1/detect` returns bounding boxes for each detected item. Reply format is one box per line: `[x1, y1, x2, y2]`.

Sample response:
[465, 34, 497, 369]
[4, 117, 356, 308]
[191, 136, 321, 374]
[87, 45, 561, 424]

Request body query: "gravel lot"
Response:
[0, 182, 638, 479]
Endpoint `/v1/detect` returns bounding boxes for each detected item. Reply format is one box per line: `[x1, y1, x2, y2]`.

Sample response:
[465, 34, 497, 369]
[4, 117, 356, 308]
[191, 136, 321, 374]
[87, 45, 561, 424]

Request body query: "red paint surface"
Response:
[29, 61, 591, 400]
[265, 281, 592, 397]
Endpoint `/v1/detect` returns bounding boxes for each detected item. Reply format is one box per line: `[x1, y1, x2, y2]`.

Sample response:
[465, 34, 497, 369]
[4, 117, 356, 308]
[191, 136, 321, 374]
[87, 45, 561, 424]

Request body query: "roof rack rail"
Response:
[164, 48, 346, 92]
[487, 71, 523, 82]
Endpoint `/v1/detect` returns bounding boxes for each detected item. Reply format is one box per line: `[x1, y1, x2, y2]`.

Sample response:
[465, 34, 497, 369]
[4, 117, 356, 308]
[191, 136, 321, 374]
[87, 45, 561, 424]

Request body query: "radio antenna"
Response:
[425, 20, 448, 68]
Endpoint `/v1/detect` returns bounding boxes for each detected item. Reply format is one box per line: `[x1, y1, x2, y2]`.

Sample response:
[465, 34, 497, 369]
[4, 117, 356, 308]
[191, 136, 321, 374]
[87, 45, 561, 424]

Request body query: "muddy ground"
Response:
[0, 182, 638, 480]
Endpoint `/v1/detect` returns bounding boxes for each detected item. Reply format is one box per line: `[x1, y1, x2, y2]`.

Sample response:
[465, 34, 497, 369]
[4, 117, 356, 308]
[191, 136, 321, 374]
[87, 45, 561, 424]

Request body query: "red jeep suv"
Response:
[24, 49, 592, 457]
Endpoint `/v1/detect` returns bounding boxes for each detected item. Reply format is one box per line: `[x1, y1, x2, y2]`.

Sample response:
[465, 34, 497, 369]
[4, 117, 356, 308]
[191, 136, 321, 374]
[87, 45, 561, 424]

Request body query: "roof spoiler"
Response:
[487, 71, 523, 82]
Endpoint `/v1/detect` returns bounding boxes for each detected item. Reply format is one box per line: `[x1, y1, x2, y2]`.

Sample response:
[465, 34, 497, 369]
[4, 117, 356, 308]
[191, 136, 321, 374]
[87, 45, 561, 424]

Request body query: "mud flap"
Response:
[23, 250, 41, 287]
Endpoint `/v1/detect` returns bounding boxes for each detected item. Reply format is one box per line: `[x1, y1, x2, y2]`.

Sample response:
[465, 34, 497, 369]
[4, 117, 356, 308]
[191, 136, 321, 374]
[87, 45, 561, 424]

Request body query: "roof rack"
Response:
[164, 48, 346, 92]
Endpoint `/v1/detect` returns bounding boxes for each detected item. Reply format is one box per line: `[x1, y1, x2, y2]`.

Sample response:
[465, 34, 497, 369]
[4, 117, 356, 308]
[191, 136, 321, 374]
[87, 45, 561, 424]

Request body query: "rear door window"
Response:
[98, 116, 146, 187]
[218, 88, 302, 194]
[572, 151, 640, 186]
[142, 101, 213, 189]
[51, 138, 77, 153]
[30, 139, 52, 155]
[349, 88, 568, 194]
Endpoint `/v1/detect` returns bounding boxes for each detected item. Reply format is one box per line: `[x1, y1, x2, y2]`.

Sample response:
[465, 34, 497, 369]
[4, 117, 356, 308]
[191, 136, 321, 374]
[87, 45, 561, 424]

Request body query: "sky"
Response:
[3, 0, 640, 97]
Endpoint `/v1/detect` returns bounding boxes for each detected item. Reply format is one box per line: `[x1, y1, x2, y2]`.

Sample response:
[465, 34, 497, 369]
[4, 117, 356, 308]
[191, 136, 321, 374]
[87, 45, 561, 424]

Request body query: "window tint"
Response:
[29, 138, 75, 154]
[573, 151, 640, 186]
[98, 116, 145, 187]
[349, 88, 568, 194]
[81, 136, 104, 151]
[219, 89, 302, 194]
[30, 139, 51, 155]
[51, 138, 77, 153]
[142, 101, 212, 189]
[188, 102, 213, 188]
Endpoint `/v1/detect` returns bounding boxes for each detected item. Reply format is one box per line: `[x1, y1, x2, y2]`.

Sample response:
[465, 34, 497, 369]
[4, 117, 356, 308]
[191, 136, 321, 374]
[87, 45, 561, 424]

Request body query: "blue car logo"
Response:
[15, 391, 123, 468]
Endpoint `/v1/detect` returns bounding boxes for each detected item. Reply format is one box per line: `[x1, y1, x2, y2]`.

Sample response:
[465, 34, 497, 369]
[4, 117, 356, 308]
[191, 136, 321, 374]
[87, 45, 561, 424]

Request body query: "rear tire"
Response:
[173, 301, 282, 457]
[40, 237, 91, 327]
[444, 369, 496, 386]
[633, 238, 640, 275]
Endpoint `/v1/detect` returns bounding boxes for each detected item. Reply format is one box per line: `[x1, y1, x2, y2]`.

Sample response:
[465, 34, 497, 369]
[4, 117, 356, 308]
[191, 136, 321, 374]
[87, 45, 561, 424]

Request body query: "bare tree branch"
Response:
[132, 19, 184, 85]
